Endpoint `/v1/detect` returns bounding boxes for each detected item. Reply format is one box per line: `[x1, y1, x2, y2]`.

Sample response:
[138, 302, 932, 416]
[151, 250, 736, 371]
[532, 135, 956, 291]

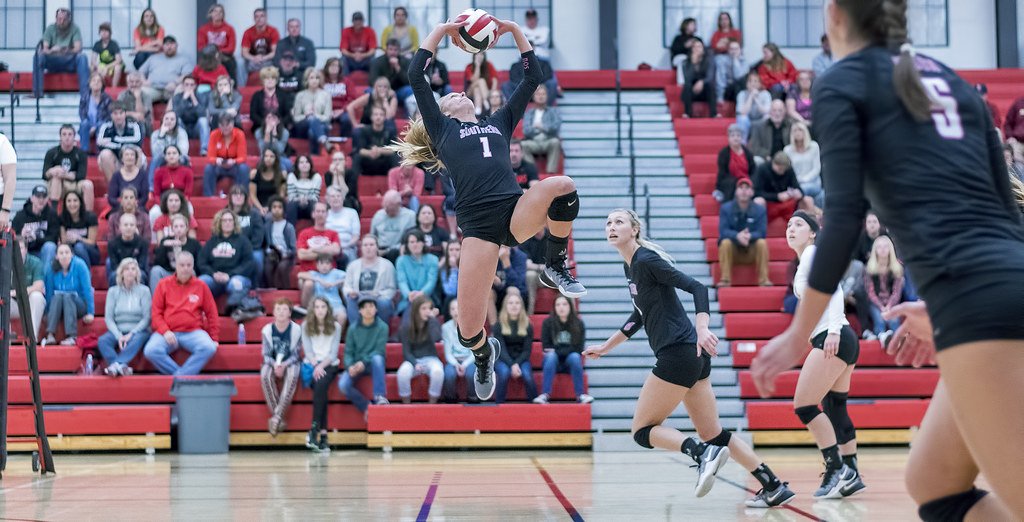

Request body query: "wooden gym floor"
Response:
[0, 447, 919, 521]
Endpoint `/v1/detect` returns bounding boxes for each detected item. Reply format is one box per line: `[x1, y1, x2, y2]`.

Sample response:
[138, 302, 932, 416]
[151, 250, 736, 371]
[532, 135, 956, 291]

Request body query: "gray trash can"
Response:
[170, 377, 237, 454]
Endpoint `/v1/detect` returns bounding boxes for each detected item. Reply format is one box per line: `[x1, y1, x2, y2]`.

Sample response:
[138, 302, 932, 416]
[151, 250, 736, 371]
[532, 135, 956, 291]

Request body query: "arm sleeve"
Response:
[576, 322, 587, 353]
[887, 275, 905, 308]
[399, 323, 416, 363]
[378, 262, 397, 300]
[408, 50, 447, 139]
[864, 273, 883, 308]
[343, 327, 356, 368]
[492, 51, 543, 136]
[620, 309, 643, 338]
[262, 329, 274, 365]
[540, 317, 554, 350]
[645, 256, 710, 315]
[328, 327, 342, 366]
[825, 288, 846, 335]
[203, 286, 220, 340]
[104, 288, 122, 338]
[715, 148, 735, 196]
[514, 326, 533, 365]
[396, 258, 411, 297]
[132, 289, 152, 335]
[718, 204, 738, 242]
[749, 205, 767, 240]
[75, 150, 88, 181]
[420, 256, 438, 295]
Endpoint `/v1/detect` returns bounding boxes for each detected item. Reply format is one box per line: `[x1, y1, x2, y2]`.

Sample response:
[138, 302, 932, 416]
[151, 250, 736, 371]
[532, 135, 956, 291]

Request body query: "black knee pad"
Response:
[823, 391, 856, 445]
[633, 425, 655, 449]
[706, 429, 732, 446]
[547, 190, 579, 222]
[918, 488, 988, 522]
[457, 325, 484, 348]
[794, 404, 823, 425]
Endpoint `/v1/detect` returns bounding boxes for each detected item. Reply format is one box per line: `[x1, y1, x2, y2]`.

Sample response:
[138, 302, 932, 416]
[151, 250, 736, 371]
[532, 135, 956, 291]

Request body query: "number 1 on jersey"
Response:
[479, 136, 493, 158]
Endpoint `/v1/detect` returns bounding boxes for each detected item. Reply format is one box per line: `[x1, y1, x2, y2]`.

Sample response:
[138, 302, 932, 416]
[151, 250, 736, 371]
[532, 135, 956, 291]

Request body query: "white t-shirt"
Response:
[0, 133, 16, 196]
[793, 245, 849, 338]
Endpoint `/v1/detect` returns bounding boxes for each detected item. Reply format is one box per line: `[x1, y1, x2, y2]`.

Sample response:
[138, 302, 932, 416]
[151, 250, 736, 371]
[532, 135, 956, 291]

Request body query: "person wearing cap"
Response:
[753, 151, 807, 224]
[337, 296, 390, 414]
[341, 12, 378, 74]
[96, 102, 144, 183]
[32, 8, 89, 98]
[276, 51, 304, 98]
[139, 35, 194, 102]
[0, 131, 16, 230]
[522, 9, 550, 62]
[717, 176, 769, 287]
[241, 8, 280, 75]
[13, 185, 61, 270]
[715, 123, 756, 203]
[275, 18, 316, 72]
[197, 3, 238, 82]
[41, 124, 94, 211]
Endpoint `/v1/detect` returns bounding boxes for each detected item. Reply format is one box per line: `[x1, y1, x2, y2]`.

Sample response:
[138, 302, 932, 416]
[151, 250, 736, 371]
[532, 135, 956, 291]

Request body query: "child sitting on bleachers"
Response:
[263, 196, 296, 290]
[297, 254, 347, 327]
[43, 244, 96, 347]
[301, 297, 343, 453]
[260, 298, 301, 436]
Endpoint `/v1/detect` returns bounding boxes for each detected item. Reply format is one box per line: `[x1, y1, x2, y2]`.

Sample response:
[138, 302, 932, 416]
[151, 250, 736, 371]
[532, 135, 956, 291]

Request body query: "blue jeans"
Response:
[494, 360, 537, 404]
[541, 351, 585, 397]
[46, 292, 85, 337]
[801, 179, 824, 208]
[443, 360, 476, 401]
[143, 330, 218, 375]
[869, 304, 902, 335]
[33, 51, 89, 97]
[79, 115, 102, 151]
[343, 56, 372, 73]
[31, 242, 58, 274]
[71, 241, 100, 266]
[97, 329, 150, 366]
[199, 274, 251, 308]
[337, 354, 386, 413]
[197, 118, 211, 154]
[346, 297, 393, 326]
[203, 163, 249, 196]
[293, 117, 327, 155]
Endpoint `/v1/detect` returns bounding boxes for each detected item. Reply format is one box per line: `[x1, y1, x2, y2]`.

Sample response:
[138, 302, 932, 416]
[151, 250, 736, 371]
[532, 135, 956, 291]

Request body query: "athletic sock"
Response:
[544, 232, 569, 267]
[751, 463, 782, 491]
[821, 445, 842, 470]
[472, 342, 492, 362]
[842, 454, 858, 471]
[681, 437, 705, 461]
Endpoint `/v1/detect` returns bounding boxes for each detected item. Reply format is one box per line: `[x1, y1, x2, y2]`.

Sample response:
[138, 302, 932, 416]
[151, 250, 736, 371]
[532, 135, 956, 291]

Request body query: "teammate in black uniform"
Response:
[390, 20, 585, 402]
[752, 1, 1024, 520]
[585, 209, 795, 508]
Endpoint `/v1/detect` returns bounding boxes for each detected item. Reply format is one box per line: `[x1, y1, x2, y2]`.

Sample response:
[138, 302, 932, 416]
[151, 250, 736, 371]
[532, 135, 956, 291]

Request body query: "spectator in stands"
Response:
[107, 145, 148, 212]
[710, 11, 742, 57]
[839, 258, 874, 340]
[198, 209, 254, 308]
[90, 22, 123, 87]
[343, 235, 397, 325]
[681, 40, 717, 118]
[151, 146, 193, 208]
[518, 229, 546, 315]
[354, 106, 399, 176]
[396, 230, 439, 315]
[32, 8, 89, 98]
[107, 212, 149, 286]
[505, 54, 558, 109]
[241, 8, 279, 77]
[371, 190, 416, 262]
[297, 254, 347, 326]
[978, 84, 1003, 130]
[169, 76, 207, 151]
[756, 43, 797, 98]
[748, 100, 791, 164]
[381, 6, 419, 59]
[197, 3, 238, 81]
[206, 75, 242, 128]
[193, 45, 230, 89]
[275, 19, 316, 71]
[79, 73, 113, 151]
[1006, 143, 1024, 183]
[482, 90, 506, 118]
[464, 52, 499, 117]
[522, 9, 554, 84]
[139, 36, 193, 102]
[13, 185, 60, 269]
[324, 151, 360, 212]
[153, 192, 202, 246]
[260, 298, 300, 436]
[411, 204, 450, 259]
[786, 71, 814, 125]
[96, 103, 144, 184]
[493, 291, 537, 404]
[43, 243, 94, 346]
[348, 77, 399, 133]
[441, 299, 474, 401]
[106, 186, 152, 245]
[490, 246, 528, 325]
[669, 17, 702, 82]
[58, 190, 100, 266]
[132, 8, 164, 69]
[291, 68, 333, 155]
[811, 35, 833, 78]
[226, 184, 265, 282]
[718, 177, 769, 287]
[387, 163, 424, 210]
[148, 111, 189, 186]
[715, 40, 748, 104]
[11, 239, 46, 342]
[277, 54, 304, 98]
[296, 201, 342, 274]
[263, 196, 296, 289]
[203, 113, 249, 196]
[145, 251, 219, 376]
[1004, 94, 1024, 146]
[98, 258, 150, 376]
[255, 113, 292, 172]
[325, 186, 360, 262]
[521, 86, 562, 174]
[250, 148, 287, 213]
[340, 12, 377, 74]
[396, 295, 444, 403]
[715, 124, 756, 203]
[754, 152, 806, 223]
[338, 296, 390, 414]
[855, 209, 886, 264]
[422, 52, 452, 98]
[43, 125, 95, 210]
[735, 74, 772, 141]
[301, 296, 342, 453]
[249, 66, 294, 133]
[864, 235, 905, 337]
[371, 39, 415, 117]
[119, 72, 154, 134]
[535, 295, 592, 404]
[783, 122, 822, 210]
[323, 58, 357, 138]
[151, 213, 201, 287]
[285, 155, 322, 223]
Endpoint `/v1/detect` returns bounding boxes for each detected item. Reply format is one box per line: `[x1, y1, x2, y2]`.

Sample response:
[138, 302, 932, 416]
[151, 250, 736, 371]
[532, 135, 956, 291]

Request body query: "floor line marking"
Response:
[531, 457, 584, 522]
[415, 471, 442, 522]
[671, 457, 821, 521]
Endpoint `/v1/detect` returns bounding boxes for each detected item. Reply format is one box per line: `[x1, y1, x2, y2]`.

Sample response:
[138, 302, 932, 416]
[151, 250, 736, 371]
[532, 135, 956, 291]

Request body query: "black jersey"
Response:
[619, 247, 711, 355]
[807, 46, 1024, 300]
[409, 49, 542, 215]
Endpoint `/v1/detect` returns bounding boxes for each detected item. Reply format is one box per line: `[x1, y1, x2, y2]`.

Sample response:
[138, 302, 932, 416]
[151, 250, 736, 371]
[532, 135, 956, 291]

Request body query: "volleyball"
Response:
[453, 8, 499, 53]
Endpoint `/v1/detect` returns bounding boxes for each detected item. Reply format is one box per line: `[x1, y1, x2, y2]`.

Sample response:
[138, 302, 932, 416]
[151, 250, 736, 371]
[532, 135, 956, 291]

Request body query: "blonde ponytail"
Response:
[387, 118, 446, 173]
[611, 208, 675, 263]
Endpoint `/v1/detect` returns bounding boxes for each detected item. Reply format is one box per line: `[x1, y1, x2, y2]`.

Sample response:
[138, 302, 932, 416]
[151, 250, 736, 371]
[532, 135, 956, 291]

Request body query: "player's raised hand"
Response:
[491, 18, 519, 37]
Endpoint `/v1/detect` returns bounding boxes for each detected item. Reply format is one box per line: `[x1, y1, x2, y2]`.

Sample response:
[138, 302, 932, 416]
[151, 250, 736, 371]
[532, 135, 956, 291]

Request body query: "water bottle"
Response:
[84, 354, 94, 375]
[238, 323, 246, 345]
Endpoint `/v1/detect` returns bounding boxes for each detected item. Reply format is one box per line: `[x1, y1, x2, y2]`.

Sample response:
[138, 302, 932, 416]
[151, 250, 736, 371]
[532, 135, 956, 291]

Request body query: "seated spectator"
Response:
[371, 190, 416, 262]
[226, 184, 265, 281]
[711, 11, 742, 57]
[388, 163, 424, 210]
[340, 12, 377, 73]
[249, 66, 294, 132]
[681, 40, 717, 118]
[324, 150, 360, 211]
[348, 77, 399, 132]
[144, 251, 219, 376]
[812, 35, 834, 78]
[864, 235, 905, 337]
[119, 72, 154, 134]
[521, 87, 562, 174]
[380, 6, 419, 59]
[79, 73, 113, 151]
[323, 58, 357, 138]
[338, 297, 390, 413]
[291, 68, 333, 155]
[203, 114, 249, 196]
[90, 22, 124, 87]
[132, 8, 164, 69]
[250, 148, 287, 214]
[370, 39, 415, 117]
[298, 254, 347, 325]
[715, 124, 756, 202]
[106, 186, 152, 245]
[151, 213, 201, 287]
[411, 204, 450, 259]
[254, 113, 292, 172]
[786, 71, 814, 125]
[493, 291, 537, 404]
[715, 40, 748, 104]
[193, 45, 229, 90]
[263, 196, 296, 289]
[854, 209, 887, 264]
[32, 8, 89, 98]
[97, 103, 144, 183]
[1004, 94, 1024, 146]
[521, 8, 559, 99]
[669, 18, 703, 84]
[260, 298, 300, 436]
[748, 100, 791, 164]
[396, 296, 444, 403]
[840, 259, 875, 340]
[422, 51, 452, 97]
[717, 178, 769, 287]
[169, 76, 208, 151]
[242, 8, 280, 75]
[507, 139, 540, 190]
[482, 90, 506, 118]
[151, 146, 193, 206]
[978, 84, 1003, 131]
[396, 230, 439, 315]
[98, 258, 151, 376]
[107, 212, 149, 287]
[300, 296, 342, 453]
[489, 246, 527, 325]
[343, 235, 397, 325]
[198, 209, 254, 308]
[296, 201, 343, 274]
[10, 239, 46, 342]
[441, 299, 474, 402]
[535, 295, 592, 404]
[754, 152, 807, 223]
[151, 175, 198, 235]
[735, 74, 772, 141]
[205, 75, 243, 129]
[756, 43, 798, 98]
[59, 191, 100, 266]
[464, 52, 499, 116]
[13, 186, 60, 268]
[285, 155, 322, 223]
[783, 122, 822, 209]
[139, 36, 193, 102]
[276, 52, 304, 98]
[325, 186, 360, 262]
[438, 241, 461, 313]
[197, 3, 238, 81]
[1006, 143, 1024, 183]
[149, 110, 189, 186]
[505, 56, 557, 108]
[43, 243, 95, 346]
[107, 145, 148, 212]
[43, 125, 95, 211]
[518, 230, 545, 314]
[276, 19, 316, 71]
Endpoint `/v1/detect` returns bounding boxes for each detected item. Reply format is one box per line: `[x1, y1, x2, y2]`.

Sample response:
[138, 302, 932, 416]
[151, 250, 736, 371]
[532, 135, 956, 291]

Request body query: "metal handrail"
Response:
[615, 69, 622, 156]
[643, 183, 652, 239]
[8, 74, 21, 144]
[627, 106, 636, 211]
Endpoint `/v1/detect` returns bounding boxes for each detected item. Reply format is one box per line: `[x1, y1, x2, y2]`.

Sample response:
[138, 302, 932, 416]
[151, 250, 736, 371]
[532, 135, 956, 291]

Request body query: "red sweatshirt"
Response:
[152, 275, 220, 339]
[198, 22, 236, 54]
[758, 59, 798, 90]
[208, 128, 247, 164]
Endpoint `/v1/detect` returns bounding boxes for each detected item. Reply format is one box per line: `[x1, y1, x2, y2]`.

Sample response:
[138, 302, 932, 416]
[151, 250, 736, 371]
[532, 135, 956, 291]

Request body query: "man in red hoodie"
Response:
[198, 3, 238, 83]
[143, 251, 220, 375]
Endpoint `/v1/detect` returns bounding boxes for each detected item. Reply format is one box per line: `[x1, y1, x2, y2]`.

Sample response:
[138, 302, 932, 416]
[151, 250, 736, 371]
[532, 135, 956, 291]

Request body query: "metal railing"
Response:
[6, 74, 21, 144]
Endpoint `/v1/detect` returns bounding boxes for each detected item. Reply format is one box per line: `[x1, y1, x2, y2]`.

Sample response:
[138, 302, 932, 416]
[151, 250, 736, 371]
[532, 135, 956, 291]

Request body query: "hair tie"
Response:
[900, 43, 916, 57]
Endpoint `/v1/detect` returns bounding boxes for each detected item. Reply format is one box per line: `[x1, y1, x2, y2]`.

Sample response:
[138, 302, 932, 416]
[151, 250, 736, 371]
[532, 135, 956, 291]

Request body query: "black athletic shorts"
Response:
[810, 325, 860, 365]
[457, 194, 522, 247]
[652, 345, 712, 388]
[925, 273, 1024, 351]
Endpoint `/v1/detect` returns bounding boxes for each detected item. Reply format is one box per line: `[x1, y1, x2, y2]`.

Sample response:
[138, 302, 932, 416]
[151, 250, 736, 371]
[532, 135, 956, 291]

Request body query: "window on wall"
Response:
[265, 0, 344, 49]
[662, 0, 741, 48]
[370, 0, 449, 48]
[1, 0, 47, 50]
[473, 0, 551, 49]
[766, 0, 823, 48]
[72, 0, 150, 48]
[908, 0, 948, 47]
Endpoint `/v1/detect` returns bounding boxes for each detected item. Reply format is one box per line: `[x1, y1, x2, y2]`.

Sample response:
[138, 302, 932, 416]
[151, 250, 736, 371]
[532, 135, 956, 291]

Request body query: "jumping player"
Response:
[752, 1, 1024, 519]
[785, 211, 865, 498]
[584, 209, 795, 508]
[390, 20, 586, 402]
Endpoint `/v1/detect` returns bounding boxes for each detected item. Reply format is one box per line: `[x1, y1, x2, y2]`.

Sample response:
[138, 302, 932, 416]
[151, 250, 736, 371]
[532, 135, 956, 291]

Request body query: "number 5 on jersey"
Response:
[922, 77, 963, 140]
[479, 136, 492, 158]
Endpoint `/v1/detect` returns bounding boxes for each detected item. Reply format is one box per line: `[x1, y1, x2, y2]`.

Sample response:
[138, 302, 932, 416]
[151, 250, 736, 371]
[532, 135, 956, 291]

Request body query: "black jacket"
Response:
[199, 233, 254, 277]
[13, 200, 60, 252]
[754, 162, 801, 202]
[249, 89, 294, 130]
[716, 145, 756, 201]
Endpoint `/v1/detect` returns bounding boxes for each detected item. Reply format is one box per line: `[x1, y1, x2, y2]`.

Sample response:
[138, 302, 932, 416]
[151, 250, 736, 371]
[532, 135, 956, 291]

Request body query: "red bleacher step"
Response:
[366, 403, 591, 433]
[724, 312, 791, 339]
[701, 216, 788, 239]
[747, 399, 929, 430]
[704, 238, 794, 263]
[711, 262, 790, 286]
[8, 405, 171, 436]
[231, 403, 365, 432]
[718, 286, 788, 312]
[738, 369, 940, 398]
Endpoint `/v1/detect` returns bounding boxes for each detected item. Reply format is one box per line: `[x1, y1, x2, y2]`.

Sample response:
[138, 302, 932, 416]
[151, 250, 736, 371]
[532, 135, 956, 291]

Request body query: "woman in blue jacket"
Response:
[44, 243, 96, 346]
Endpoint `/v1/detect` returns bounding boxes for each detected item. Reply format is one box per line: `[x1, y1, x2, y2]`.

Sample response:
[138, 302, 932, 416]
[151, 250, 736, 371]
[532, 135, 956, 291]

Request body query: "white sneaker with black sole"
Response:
[694, 444, 730, 497]
[539, 264, 587, 298]
[814, 464, 855, 499]
[473, 337, 500, 401]
[745, 482, 796, 508]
